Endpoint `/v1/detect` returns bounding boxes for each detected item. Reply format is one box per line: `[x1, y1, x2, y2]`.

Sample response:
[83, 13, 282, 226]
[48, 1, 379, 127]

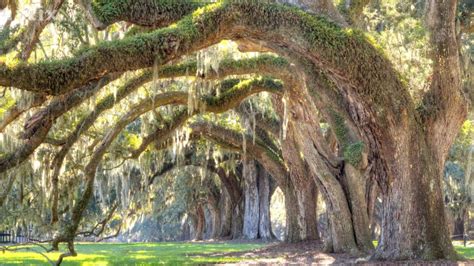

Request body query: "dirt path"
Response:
[211, 241, 473, 265]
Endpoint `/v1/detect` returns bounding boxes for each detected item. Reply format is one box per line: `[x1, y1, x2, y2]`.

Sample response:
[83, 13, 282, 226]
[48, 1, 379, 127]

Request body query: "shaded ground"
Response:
[215, 241, 474, 265]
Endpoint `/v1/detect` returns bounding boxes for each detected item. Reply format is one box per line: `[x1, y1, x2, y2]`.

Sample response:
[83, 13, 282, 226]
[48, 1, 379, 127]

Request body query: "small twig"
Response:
[101, 159, 127, 171]
[76, 202, 119, 238]
[96, 224, 122, 242]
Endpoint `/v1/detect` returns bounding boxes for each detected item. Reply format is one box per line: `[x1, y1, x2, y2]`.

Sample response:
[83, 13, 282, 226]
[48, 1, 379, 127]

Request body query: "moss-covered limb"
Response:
[338, 0, 370, 26]
[0, 75, 116, 175]
[127, 76, 282, 159]
[22, 74, 118, 140]
[421, 0, 467, 159]
[146, 54, 290, 81]
[79, 0, 205, 30]
[204, 76, 283, 112]
[0, 2, 209, 95]
[228, 2, 413, 130]
[0, 94, 46, 133]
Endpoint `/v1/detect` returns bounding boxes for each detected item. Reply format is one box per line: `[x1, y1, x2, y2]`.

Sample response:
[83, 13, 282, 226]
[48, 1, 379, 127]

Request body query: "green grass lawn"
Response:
[453, 241, 474, 259]
[0, 242, 265, 265]
[1, 241, 472, 265]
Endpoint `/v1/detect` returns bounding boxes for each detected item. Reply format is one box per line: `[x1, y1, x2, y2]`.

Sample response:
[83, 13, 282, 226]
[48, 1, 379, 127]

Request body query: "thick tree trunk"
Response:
[242, 159, 260, 239]
[219, 190, 233, 238]
[282, 131, 320, 241]
[281, 181, 302, 243]
[342, 164, 373, 252]
[288, 97, 358, 253]
[371, 0, 466, 259]
[208, 202, 221, 239]
[374, 139, 457, 259]
[215, 167, 242, 238]
[257, 164, 273, 240]
[231, 200, 244, 239]
[193, 204, 205, 241]
[181, 217, 192, 241]
[274, 94, 320, 242]
[295, 181, 319, 241]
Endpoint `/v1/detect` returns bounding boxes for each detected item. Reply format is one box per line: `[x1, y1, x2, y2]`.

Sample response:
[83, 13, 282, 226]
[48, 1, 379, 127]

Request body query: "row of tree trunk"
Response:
[184, 158, 324, 242]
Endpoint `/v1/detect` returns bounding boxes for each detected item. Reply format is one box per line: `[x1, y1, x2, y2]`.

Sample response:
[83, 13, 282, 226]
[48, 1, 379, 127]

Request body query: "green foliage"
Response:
[449, 120, 474, 160]
[363, 0, 432, 103]
[343, 141, 364, 166]
[444, 120, 473, 217]
[331, 110, 350, 148]
[54, 2, 91, 50]
[0, 90, 15, 117]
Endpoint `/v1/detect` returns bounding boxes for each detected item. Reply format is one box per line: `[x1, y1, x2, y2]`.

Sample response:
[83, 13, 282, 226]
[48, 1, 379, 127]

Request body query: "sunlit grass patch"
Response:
[0, 242, 264, 265]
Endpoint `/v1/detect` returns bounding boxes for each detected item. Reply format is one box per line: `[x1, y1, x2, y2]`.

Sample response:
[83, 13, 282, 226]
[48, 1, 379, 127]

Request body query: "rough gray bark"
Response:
[231, 200, 244, 239]
[242, 159, 260, 240]
[207, 196, 221, 239]
[257, 164, 273, 240]
[282, 127, 320, 241]
[219, 189, 233, 238]
[193, 204, 205, 241]
[281, 180, 302, 243]
[287, 93, 358, 253]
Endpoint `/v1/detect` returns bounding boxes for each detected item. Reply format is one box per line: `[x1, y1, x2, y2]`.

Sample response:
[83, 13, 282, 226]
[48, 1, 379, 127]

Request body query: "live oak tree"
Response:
[0, 0, 471, 263]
